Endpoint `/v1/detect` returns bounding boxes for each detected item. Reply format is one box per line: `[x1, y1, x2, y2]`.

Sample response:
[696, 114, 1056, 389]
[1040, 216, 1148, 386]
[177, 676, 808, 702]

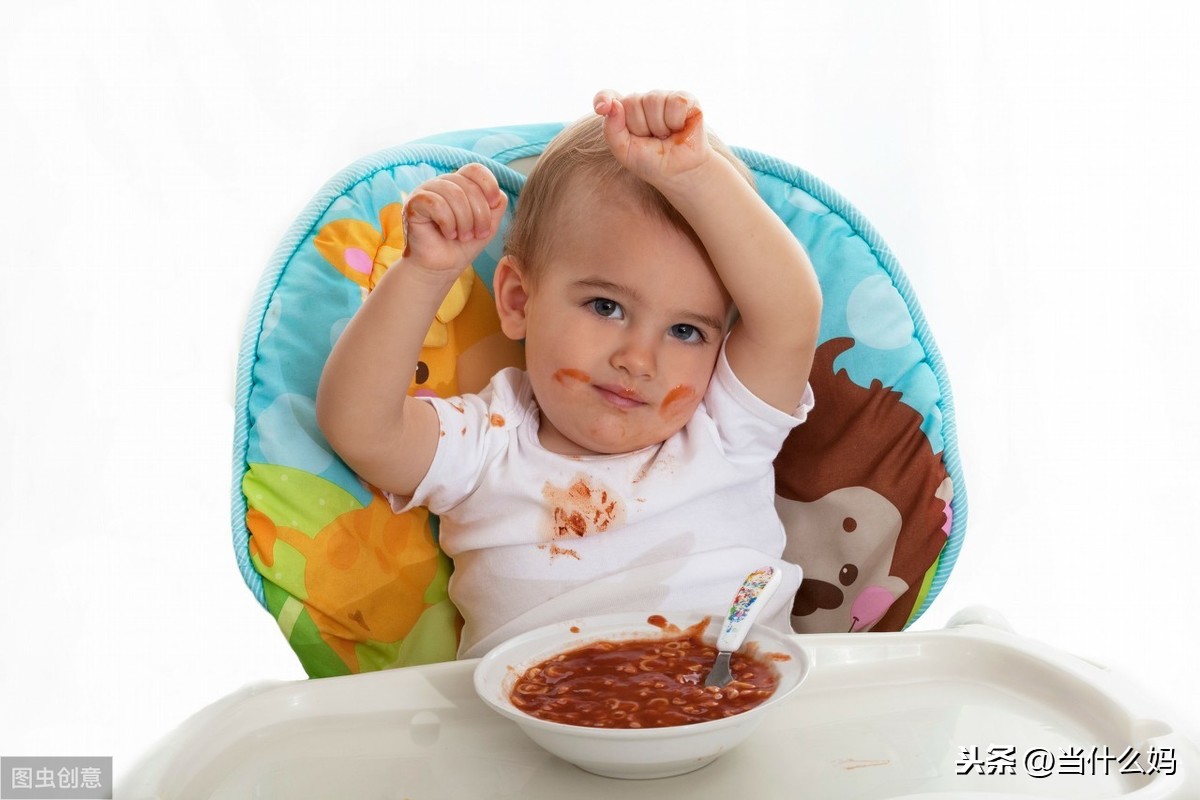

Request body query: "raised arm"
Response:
[315, 163, 507, 496]
[594, 90, 821, 413]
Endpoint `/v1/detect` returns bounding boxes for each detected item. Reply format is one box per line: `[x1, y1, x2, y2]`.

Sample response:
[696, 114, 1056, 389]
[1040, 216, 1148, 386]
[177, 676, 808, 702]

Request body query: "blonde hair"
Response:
[504, 114, 755, 283]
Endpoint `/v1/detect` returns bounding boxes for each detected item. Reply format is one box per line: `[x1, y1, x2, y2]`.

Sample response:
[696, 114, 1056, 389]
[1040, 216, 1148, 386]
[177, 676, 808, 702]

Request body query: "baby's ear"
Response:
[493, 255, 531, 341]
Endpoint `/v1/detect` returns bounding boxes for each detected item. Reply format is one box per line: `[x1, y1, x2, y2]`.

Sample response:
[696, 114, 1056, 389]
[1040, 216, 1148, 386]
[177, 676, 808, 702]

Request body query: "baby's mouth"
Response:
[594, 384, 646, 409]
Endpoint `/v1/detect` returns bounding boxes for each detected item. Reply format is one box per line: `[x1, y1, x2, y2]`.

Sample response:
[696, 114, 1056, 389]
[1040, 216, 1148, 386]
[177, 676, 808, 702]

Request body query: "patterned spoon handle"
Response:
[717, 566, 782, 651]
[706, 566, 782, 687]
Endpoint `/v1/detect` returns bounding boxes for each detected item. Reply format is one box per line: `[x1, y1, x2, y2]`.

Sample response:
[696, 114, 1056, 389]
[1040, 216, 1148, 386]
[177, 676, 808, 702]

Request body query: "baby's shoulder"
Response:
[483, 367, 536, 413]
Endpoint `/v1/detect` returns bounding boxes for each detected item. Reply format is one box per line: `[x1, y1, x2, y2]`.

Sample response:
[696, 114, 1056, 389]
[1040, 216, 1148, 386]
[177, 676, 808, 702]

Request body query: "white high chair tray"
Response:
[119, 608, 1197, 799]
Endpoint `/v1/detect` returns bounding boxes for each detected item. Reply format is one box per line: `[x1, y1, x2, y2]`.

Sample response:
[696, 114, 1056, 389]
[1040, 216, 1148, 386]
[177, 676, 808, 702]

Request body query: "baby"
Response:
[317, 90, 822, 658]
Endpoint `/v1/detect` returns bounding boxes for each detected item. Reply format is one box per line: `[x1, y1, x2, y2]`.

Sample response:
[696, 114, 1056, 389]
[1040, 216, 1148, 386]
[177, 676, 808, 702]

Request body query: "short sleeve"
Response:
[387, 369, 526, 515]
[701, 344, 814, 463]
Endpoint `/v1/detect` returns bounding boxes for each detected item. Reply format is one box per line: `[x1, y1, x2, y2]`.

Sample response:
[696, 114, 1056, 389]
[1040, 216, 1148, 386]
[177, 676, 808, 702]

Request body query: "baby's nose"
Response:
[611, 335, 656, 378]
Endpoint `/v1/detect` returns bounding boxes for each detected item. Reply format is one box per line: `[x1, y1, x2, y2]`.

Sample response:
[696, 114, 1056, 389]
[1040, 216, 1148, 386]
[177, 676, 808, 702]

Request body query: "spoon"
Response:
[704, 566, 783, 688]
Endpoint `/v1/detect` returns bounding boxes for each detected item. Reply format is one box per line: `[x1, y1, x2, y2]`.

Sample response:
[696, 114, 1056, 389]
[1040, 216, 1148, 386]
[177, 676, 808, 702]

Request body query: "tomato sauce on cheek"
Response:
[553, 368, 591, 385]
[659, 384, 698, 420]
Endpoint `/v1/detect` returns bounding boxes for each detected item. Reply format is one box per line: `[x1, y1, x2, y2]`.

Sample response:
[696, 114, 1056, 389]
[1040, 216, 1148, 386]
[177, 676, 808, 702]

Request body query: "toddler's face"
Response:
[513, 191, 730, 456]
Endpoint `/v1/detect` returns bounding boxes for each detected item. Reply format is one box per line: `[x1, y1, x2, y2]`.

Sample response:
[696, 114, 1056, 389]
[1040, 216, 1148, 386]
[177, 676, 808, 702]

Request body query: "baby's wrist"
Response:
[656, 154, 737, 207]
[389, 256, 467, 295]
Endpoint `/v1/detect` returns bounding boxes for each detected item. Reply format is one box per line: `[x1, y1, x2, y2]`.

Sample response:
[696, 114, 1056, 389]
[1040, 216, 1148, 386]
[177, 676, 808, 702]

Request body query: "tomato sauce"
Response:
[509, 632, 780, 729]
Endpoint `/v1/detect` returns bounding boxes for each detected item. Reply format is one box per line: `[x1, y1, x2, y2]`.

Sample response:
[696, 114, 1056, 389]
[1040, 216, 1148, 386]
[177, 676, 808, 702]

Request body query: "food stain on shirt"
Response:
[631, 447, 674, 484]
[542, 474, 624, 543]
[537, 542, 581, 560]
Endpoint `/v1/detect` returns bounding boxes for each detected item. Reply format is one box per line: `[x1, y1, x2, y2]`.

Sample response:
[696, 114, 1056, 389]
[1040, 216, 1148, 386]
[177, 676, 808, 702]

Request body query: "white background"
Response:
[2, 0, 1198, 785]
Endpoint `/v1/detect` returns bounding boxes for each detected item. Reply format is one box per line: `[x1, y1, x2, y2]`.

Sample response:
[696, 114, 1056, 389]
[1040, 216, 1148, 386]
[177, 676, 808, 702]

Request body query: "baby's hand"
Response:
[402, 163, 507, 276]
[593, 90, 712, 186]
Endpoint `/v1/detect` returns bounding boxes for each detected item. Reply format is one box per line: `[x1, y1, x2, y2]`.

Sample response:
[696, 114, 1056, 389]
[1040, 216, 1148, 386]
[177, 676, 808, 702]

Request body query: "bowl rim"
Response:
[471, 611, 810, 739]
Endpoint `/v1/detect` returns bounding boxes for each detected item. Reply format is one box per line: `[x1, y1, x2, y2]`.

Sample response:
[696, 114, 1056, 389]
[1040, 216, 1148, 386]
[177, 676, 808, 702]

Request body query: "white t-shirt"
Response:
[393, 346, 814, 658]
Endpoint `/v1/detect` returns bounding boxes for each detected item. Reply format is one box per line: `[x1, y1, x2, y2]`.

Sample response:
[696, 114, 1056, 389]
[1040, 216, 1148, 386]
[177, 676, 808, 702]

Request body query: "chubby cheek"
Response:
[552, 368, 591, 386]
[546, 368, 593, 410]
[659, 385, 700, 424]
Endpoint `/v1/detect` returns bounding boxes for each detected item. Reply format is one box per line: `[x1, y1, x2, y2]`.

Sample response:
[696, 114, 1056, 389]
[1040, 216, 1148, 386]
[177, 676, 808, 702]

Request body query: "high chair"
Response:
[231, 122, 965, 675]
[117, 123, 1196, 798]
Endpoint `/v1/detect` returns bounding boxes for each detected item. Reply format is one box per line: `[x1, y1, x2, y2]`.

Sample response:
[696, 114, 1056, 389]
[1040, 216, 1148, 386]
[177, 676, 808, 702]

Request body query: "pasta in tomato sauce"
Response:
[509, 631, 781, 729]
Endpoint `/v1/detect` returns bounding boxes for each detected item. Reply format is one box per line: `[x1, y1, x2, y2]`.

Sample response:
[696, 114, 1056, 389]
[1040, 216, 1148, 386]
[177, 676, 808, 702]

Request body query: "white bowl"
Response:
[472, 611, 810, 779]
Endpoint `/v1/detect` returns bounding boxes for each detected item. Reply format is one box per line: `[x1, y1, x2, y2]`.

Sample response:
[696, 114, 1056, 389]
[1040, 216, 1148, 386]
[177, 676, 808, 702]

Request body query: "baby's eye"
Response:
[589, 298, 624, 319]
[669, 323, 704, 343]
